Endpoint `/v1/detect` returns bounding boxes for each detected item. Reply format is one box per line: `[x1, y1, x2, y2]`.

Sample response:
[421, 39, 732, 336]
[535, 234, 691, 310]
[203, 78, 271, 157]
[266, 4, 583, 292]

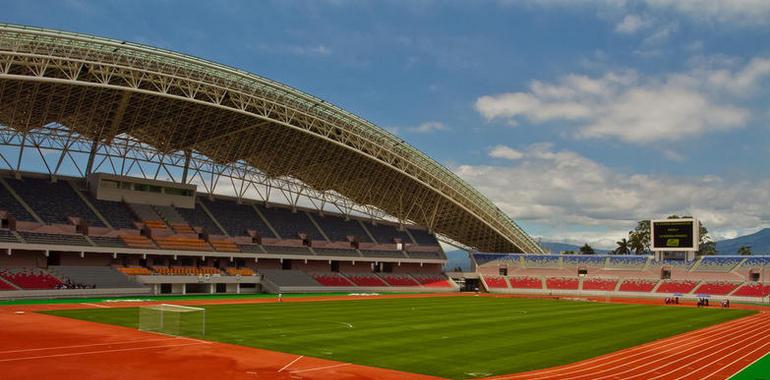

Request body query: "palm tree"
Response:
[629, 232, 646, 255]
[579, 243, 595, 255]
[615, 238, 630, 255]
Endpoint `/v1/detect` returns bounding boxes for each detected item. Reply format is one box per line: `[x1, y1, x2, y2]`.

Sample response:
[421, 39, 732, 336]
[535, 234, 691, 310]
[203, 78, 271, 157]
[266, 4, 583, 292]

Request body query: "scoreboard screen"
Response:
[651, 219, 699, 251]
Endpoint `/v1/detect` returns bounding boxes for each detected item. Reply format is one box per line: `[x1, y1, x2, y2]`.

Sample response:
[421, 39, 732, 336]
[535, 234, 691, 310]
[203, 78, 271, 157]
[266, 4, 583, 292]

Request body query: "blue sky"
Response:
[3, 0, 770, 248]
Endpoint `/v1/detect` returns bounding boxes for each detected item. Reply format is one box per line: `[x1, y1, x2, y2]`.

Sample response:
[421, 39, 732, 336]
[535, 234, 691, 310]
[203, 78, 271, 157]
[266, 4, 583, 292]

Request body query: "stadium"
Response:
[0, 23, 768, 380]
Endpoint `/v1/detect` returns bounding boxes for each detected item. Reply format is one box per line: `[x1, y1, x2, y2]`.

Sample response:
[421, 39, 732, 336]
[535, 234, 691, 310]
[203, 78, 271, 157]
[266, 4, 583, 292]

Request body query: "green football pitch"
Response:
[44, 296, 753, 379]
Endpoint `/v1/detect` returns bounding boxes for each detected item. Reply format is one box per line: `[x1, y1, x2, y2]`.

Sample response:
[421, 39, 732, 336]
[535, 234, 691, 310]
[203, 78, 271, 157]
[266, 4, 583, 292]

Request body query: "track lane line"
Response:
[0, 341, 212, 363]
[277, 355, 304, 372]
[0, 337, 183, 354]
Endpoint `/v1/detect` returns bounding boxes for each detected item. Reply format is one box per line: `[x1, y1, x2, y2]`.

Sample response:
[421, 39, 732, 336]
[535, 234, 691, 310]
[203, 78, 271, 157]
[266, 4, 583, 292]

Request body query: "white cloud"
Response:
[455, 143, 770, 247]
[488, 145, 524, 160]
[408, 121, 447, 133]
[615, 14, 649, 33]
[287, 44, 332, 57]
[476, 59, 770, 144]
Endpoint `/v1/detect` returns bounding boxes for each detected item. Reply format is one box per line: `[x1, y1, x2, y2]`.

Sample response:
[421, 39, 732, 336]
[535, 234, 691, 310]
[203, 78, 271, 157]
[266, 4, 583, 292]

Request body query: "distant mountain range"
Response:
[443, 228, 770, 270]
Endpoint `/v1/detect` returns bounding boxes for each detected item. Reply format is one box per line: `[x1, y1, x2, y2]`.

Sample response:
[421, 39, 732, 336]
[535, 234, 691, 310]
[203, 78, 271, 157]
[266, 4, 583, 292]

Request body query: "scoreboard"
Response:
[651, 219, 699, 252]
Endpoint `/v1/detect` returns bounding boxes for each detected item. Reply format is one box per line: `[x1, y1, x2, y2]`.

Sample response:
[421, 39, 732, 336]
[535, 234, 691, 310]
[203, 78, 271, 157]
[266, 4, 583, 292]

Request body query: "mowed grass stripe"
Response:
[44, 296, 754, 379]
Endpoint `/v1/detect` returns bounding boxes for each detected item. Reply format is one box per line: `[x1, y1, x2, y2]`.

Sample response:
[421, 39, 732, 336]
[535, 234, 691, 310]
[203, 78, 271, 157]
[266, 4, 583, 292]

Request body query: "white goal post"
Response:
[138, 304, 206, 336]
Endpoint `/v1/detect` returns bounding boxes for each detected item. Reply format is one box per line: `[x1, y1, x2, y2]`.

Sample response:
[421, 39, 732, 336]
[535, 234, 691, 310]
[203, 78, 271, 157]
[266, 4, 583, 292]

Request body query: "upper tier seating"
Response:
[128, 203, 167, 230]
[153, 206, 194, 233]
[208, 239, 240, 252]
[259, 206, 324, 240]
[152, 266, 221, 276]
[311, 272, 354, 286]
[176, 206, 223, 235]
[312, 214, 371, 242]
[364, 222, 412, 244]
[738, 257, 770, 269]
[656, 280, 698, 294]
[259, 269, 320, 287]
[83, 193, 136, 229]
[0, 180, 35, 221]
[408, 228, 439, 245]
[237, 244, 265, 254]
[313, 247, 359, 257]
[582, 278, 617, 291]
[379, 273, 420, 286]
[619, 279, 657, 292]
[48, 266, 142, 288]
[406, 250, 443, 259]
[90, 236, 127, 248]
[200, 198, 274, 238]
[153, 235, 209, 251]
[7, 178, 104, 226]
[359, 249, 405, 258]
[120, 234, 155, 249]
[473, 253, 515, 266]
[694, 282, 740, 295]
[508, 276, 542, 289]
[695, 257, 744, 272]
[115, 266, 152, 276]
[606, 256, 647, 270]
[344, 273, 388, 286]
[0, 228, 20, 243]
[225, 267, 256, 276]
[262, 245, 311, 255]
[19, 231, 90, 246]
[546, 277, 579, 290]
[484, 276, 509, 289]
[0, 267, 62, 289]
[411, 273, 452, 287]
[563, 256, 607, 267]
[525, 256, 561, 268]
[732, 283, 770, 297]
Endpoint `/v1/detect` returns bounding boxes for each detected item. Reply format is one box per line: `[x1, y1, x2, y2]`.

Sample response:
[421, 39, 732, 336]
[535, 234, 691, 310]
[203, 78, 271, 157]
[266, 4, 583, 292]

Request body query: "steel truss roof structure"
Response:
[0, 24, 544, 253]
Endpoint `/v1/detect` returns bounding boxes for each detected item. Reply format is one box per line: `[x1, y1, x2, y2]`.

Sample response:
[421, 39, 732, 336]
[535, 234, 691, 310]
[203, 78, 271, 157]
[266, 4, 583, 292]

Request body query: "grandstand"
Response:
[475, 253, 770, 302]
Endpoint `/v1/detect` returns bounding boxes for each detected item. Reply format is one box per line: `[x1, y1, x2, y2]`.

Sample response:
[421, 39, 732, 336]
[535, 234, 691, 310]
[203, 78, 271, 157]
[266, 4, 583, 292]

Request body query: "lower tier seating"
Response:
[311, 272, 353, 286]
[48, 266, 142, 288]
[226, 267, 256, 276]
[508, 276, 542, 289]
[694, 282, 740, 295]
[0, 278, 17, 290]
[733, 283, 770, 297]
[344, 273, 388, 286]
[546, 277, 579, 290]
[411, 273, 452, 287]
[582, 278, 617, 291]
[379, 273, 420, 286]
[619, 279, 657, 292]
[115, 266, 152, 276]
[656, 280, 698, 294]
[152, 266, 221, 276]
[484, 276, 509, 289]
[0, 268, 62, 289]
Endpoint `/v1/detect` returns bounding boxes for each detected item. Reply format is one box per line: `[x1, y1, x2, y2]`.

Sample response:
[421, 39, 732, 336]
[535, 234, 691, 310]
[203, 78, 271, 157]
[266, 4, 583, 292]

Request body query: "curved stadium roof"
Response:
[0, 24, 544, 254]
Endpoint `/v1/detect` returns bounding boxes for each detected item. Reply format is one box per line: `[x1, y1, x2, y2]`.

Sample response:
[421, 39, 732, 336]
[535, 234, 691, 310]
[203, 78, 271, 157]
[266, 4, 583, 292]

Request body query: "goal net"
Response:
[138, 304, 206, 336]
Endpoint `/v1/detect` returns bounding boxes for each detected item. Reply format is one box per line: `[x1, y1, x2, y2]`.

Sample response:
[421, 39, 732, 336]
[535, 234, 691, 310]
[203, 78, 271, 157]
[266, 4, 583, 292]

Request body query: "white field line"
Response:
[80, 303, 110, 308]
[0, 342, 211, 363]
[0, 337, 180, 354]
[289, 363, 351, 374]
[491, 313, 766, 380]
[277, 355, 304, 372]
[682, 341, 770, 380]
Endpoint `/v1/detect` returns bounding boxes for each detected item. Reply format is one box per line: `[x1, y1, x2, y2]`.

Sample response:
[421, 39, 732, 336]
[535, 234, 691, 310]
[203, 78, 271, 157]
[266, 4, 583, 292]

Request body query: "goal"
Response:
[138, 304, 206, 336]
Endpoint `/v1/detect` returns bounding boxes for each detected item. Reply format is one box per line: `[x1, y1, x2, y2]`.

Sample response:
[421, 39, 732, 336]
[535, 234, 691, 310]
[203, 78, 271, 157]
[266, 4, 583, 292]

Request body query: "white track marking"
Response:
[0, 341, 211, 363]
[0, 337, 181, 354]
[278, 355, 304, 372]
[708, 342, 770, 380]
[672, 339, 770, 380]
[289, 363, 351, 374]
[726, 351, 770, 380]
[80, 303, 110, 308]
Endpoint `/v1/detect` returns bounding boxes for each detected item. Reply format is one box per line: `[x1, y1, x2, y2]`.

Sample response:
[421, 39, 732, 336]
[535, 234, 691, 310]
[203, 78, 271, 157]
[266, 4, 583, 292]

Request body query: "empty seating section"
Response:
[563, 256, 606, 267]
[484, 276, 509, 289]
[546, 277, 579, 290]
[19, 231, 90, 246]
[619, 279, 657, 292]
[48, 266, 141, 288]
[176, 206, 223, 234]
[525, 256, 560, 268]
[739, 257, 770, 269]
[89, 236, 127, 248]
[259, 270, 320, 287]
[153, 235, 209, 251]
[128, 203, 166, 229]
[120, 234, 155, 249]
[733, 283, 770, 297]
[660, 260, 694, 270]
[84, 194, 136, 229]
[696, 257, 744, 272]
[407, 251, 442, 259]
[0, 229, 20, 243]
[259, 206, 323, 240]
[656, 280, 698, 293]
[263, 245, 311, 255]
[344, 273, 387, 286]
[237, 244, 265, 254]
[153, 206, 194, 233]
[379, 273, 420, 286]
[152, 266, 221, 276]
[359, 249, 404, 258]
[0, 278, 16, 290]
[311, 273, 353, 286]
[225, 267, 256, 276]
[313, 214, 371, 242]
[200, 198, 274, 238]
[508, 276, 542, 289]
[115, 266, 152, 276]
[582, 278, 617, 291]
[208, 239, 240, 252]
[7, 178, 104, 226]
[695, 282, 740, 295]
[0, 181, 34, 221]
[313, 247, 359, 257]
[0, 268, 62, 289]
[607, 256, 647, 270]
[364, 222, 412, 244]
[408, 228, 439, 245]
[411, 273, 452, 287]
[473, 253, 512, 266]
